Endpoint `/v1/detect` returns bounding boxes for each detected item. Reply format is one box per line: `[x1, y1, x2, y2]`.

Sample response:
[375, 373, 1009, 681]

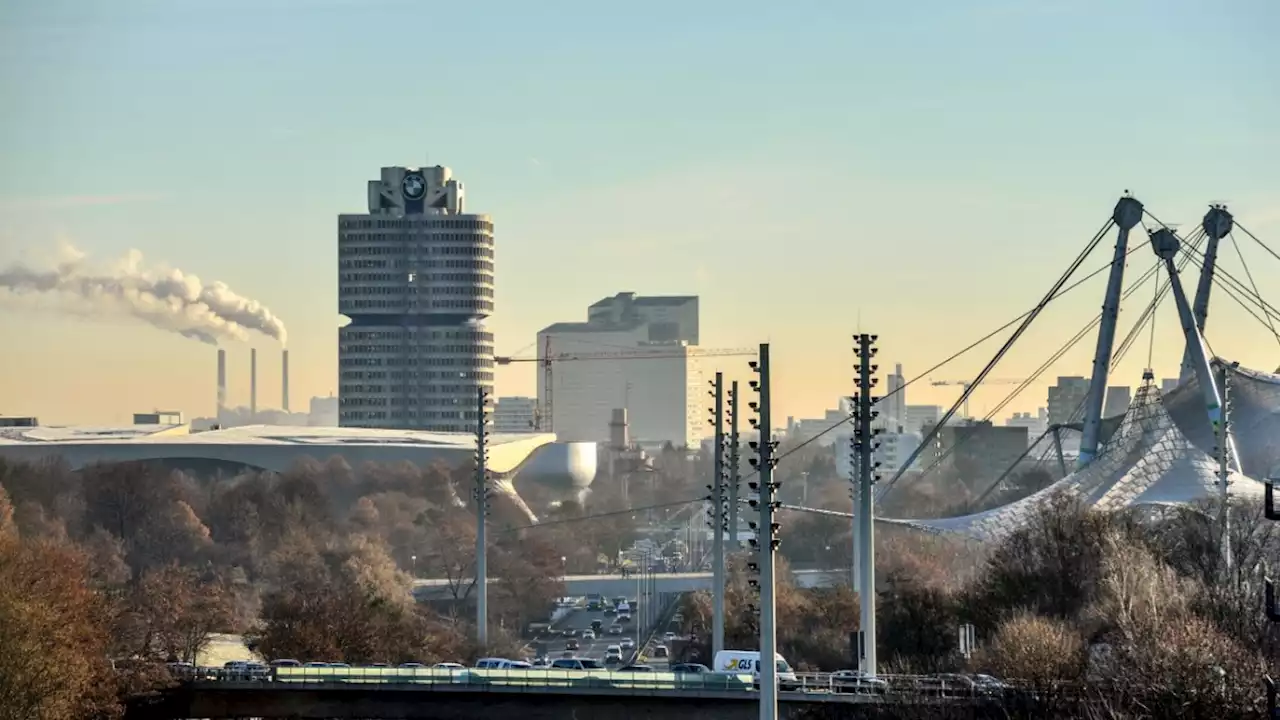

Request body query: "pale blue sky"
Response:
[2, 0, 1278, 424]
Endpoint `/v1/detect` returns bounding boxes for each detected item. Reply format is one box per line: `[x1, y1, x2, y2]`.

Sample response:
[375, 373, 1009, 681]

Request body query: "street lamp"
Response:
[411, 554, 417, 576]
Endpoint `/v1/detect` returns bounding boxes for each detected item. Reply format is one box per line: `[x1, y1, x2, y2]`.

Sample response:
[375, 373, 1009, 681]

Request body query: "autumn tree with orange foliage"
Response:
[0, 506, 120, 720]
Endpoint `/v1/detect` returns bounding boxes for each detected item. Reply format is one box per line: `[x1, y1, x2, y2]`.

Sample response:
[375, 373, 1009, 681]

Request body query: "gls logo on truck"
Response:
[722, 658, 755, 671]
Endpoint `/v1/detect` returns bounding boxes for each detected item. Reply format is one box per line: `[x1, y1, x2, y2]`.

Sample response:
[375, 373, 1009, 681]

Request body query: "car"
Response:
[619, 664, 654, 672]
[605, 645, 623, 662]
[663, 632, 677, 642]
[618, 614, 632, 623]
[398, 662, 425, 669]
[604, 606, 617, 615]
[652, 645, 669, 658]
[608, 624, 623, 635]
[620, 637, 636, 650]
[561, 628, 577, 637]
[831, 669, 888, 694]
[432, 662, 465, 670]
[582, 630, 595, 640]
[551, 658, 604, 670]
[590, 620, 604, 633]
[565, 639, 580, 651]
[670, 663, 710, 673]
[269, 659, 301, 668]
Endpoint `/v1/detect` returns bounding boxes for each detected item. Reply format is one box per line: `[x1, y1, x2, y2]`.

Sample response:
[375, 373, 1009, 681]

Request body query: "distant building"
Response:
[338, 163, 494, 432]
[932, 421, 1029, 484]
[1104, 386, 1132, 418]
[885, 364, 906, 424]
[904, 405, 943, 435]
[787, 403, 857, 448]
[495, 396, 538, 433]
[1048, 376, 1089, 426]
[309, 396, 339, 427]
[538, 293, 703, 447]
[133, 411, 183, 425]
[835, 427, 923, 478]
[1005, 410, 1047, 446]
[191, 395, 338, 431]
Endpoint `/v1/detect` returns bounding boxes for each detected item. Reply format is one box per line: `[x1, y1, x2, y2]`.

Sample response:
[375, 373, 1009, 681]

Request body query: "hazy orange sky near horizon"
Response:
[2, 0, 1278, 427]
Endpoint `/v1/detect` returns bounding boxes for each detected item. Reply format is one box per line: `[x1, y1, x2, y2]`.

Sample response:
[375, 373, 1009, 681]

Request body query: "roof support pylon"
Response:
[1181, 205, 1234, 381]
[1078, 196, 1144, 468]
[1149, 227, 1242, 472]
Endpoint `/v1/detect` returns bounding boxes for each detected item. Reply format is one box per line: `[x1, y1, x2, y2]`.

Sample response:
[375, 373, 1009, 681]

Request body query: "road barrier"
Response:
[175, 665, 1037, 701]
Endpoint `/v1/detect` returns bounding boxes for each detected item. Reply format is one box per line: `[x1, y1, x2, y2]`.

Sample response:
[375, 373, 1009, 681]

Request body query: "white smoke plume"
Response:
[0, 244, 287, 345]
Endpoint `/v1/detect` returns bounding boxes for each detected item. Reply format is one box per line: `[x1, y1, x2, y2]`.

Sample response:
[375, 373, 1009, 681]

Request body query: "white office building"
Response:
[835, 428, 923, 478]
[338, 164, 495, 432]
[538, 293, 702, 447]
[495, 396, 538, 433]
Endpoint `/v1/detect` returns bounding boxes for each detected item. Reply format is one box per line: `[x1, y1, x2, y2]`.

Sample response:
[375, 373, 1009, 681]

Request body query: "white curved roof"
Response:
[0, 423, 558, 475]
[881, 364, 1277, 543]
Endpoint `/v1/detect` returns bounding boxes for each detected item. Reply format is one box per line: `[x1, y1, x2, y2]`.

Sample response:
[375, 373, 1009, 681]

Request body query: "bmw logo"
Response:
[402, 173, 427, 200]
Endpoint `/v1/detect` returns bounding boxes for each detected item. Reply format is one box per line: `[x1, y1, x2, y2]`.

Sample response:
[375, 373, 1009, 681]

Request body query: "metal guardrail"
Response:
[175, 666, 1024, 701]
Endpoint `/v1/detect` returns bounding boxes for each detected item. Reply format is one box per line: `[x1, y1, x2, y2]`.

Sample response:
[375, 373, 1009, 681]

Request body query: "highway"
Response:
[544, 597, 655, 666]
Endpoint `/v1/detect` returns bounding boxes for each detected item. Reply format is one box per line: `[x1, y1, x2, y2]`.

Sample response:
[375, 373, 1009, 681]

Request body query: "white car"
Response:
[582, 630, 595, 640]
[620, 637, 636, 650]
[663, 632, 677, 642]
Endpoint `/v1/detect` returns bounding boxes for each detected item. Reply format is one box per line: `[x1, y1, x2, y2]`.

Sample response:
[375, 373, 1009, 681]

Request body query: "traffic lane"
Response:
[542, 608, 643, 662]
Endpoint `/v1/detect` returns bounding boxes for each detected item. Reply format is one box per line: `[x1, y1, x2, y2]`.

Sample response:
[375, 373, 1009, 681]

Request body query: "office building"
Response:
[495, 396, 538, 433]
[1047, 376, 1089, 427]
[885, 364, 907, 424]
[338, 164, 495, 432]
[1104, 386, 1132, 418]
[538, 293, 702, 447]
[1005, 409, 1048, 446]
[904, 404, 943, 435]
[835, 427, 923, 477]
[931, 421, 1029, 485]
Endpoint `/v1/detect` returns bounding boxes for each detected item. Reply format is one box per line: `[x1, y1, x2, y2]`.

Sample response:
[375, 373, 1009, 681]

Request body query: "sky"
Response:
[1, 0, 1278, 426]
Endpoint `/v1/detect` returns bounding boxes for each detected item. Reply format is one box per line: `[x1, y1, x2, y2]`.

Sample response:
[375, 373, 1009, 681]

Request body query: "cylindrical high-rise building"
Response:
[337, 164, 495, 432]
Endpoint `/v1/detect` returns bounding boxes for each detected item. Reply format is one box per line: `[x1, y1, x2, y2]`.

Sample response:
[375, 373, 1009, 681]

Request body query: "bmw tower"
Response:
[337, 165, 495, 432]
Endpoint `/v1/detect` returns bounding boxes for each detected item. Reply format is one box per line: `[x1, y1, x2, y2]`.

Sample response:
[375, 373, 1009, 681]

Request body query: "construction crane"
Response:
[929, 378, 1026, 420]
[495, 345, 756, 432]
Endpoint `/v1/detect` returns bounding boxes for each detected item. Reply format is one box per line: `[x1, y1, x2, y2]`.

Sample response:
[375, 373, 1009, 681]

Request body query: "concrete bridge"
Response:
[412, 569, 848, 600]
[125, 676, 1012, 720]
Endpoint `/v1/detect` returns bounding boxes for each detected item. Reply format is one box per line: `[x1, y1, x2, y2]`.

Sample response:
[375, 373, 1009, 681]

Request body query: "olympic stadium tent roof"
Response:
[880, 362, 1279, 543]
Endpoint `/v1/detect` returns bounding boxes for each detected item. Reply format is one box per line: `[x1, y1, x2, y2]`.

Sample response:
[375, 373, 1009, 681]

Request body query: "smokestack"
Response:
[216, 348, 227, 418]
[609, 408, 630, 450]
[282, 349, 290, 413]
[250, 348, 257, 420]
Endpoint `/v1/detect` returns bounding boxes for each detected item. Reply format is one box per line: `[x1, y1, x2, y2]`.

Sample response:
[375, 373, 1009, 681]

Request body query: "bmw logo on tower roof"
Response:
[401, 171, 427, 201]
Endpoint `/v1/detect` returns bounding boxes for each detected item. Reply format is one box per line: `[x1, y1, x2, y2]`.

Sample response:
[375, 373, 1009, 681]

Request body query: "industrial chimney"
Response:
[609, 408, 630, 451]
[250, 348, 257, 421]
[216, 348, 227, 420]
[282, 349, 290, 413]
